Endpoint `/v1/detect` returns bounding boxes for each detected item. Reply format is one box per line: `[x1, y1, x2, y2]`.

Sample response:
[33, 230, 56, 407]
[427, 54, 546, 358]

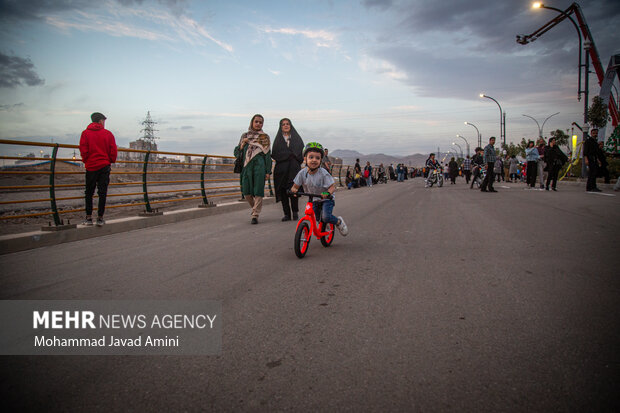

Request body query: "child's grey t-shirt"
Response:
[294, 167, 335, 201]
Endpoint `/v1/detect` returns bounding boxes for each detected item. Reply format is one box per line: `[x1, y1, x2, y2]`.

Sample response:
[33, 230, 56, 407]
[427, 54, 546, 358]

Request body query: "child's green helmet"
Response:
[303, 142, 325, 158]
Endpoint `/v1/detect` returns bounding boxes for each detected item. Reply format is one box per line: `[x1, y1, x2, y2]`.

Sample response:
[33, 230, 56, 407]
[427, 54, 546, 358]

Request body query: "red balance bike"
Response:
[289, 191, 335, 258]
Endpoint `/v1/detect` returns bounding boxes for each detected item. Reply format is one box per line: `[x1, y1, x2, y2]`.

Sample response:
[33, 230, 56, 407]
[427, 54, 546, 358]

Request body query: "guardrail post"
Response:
[139, 151, 163, 216]
[142, 151, 152, 213]
[198, 155, 214, 208]
[41, 144, 77, 231]
[49, 144, 61, 226]
[200, 155, 209, 204]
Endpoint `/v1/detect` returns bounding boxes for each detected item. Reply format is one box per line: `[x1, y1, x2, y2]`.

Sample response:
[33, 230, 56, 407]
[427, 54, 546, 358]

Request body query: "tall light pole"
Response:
[480, 93, 505, 147]
[452, 142, 463, 159]
[456, 134, 470, 157]
[522, 112, 560, 139]
[525, 2, 590, 177]
[464, 122, 481, 148]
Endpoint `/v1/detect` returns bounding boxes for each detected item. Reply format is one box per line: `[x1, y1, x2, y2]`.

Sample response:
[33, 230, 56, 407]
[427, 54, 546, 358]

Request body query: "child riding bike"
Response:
[290, 142, 348, 236]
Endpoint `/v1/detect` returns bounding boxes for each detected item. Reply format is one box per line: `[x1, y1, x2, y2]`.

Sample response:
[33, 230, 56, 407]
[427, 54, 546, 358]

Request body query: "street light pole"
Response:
[480, 93, 505, 147]
[522, 114, 541, 138]
[456, 134, 470, 157]
[452, 142, 463, 159]
[530, 2, 588, 177]
[464, 122, 481, 148]
[522, 112, 560, 140]
[541, 112, 560, 139]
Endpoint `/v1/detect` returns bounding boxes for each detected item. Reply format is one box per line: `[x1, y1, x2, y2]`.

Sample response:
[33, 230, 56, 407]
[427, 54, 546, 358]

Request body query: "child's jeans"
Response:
[312, 199, 339, 225]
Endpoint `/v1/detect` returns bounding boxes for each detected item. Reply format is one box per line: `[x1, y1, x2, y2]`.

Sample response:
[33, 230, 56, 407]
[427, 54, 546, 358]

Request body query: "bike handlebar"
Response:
[287, 189, 333, 200]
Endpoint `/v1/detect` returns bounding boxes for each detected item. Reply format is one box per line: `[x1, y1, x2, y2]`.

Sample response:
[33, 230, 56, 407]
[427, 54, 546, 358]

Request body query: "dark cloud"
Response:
[0, 0, 92, 21]
[361, 0, 393, 11]
[0, 102, 24, 111]
[0, 53, 44, 88]
[180, 125, 194, 130]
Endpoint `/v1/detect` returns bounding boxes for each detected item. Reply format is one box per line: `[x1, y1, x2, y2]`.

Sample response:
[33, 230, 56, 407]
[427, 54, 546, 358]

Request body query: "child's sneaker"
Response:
[96, 217, 105, 226]
[83, 217, 93, 226]
[336, 216, 348, 236]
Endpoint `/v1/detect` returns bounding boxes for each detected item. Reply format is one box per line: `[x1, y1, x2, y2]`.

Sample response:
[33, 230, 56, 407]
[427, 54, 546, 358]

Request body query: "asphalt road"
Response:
[1, 178, 619, 411]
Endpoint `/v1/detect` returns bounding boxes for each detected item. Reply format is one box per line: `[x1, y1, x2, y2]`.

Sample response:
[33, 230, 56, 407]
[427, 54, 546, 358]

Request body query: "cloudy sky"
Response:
[1, 0, 619, 157]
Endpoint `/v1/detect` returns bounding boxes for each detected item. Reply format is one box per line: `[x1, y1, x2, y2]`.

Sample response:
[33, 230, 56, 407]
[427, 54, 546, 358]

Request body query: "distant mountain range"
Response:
[330, 149, 438, 167]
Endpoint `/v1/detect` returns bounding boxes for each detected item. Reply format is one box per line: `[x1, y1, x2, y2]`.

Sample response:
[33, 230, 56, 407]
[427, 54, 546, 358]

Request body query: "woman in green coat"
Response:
[234, 114, 271, 224]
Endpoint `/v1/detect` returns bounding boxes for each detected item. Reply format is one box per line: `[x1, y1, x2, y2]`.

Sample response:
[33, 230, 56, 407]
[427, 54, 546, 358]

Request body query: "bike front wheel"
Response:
[320, 223, 335, 247]
[294, 222, 311, 258]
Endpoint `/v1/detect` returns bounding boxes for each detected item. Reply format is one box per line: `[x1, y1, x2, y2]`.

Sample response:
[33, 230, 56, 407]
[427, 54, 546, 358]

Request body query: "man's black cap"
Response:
[91, 112, 107, 123]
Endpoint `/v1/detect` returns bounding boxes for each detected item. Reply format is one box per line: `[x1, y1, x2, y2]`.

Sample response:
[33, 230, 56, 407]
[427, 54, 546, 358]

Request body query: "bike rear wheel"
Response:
[294, 222, 311, 258]
[320, 223, 335, 247]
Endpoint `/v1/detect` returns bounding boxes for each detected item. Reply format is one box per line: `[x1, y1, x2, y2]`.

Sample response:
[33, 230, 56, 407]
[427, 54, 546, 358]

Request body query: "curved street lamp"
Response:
[532, 2, 584, 102]
[480, 93, 505, 147]
[464, 121, 481, 148]
[456, 134, 470, 157]
[452, 142, 463, 159]
[522, 112, 560, 139]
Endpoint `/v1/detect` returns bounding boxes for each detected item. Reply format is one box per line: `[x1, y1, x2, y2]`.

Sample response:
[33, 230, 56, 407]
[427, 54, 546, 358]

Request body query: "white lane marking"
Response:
[586, 192, 615, 197]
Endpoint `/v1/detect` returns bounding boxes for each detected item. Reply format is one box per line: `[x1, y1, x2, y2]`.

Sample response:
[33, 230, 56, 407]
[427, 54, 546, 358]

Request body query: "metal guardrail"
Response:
[0, 139, 358, 228]
[0, 140, 265, 226]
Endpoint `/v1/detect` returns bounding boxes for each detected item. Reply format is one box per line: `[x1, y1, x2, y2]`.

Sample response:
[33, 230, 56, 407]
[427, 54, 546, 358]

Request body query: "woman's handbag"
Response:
[234, 154, 243, 173]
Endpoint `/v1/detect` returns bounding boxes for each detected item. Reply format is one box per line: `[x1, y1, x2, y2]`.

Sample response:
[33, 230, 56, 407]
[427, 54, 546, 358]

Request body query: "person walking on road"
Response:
[494, 157, 504, 183]
[321, 148, 333, 174]
[480, 137, 497, 192]
[508, 155, 519, 182]
[525, 141, 540, 189]
[235, 114, 271, 224]
[544, 137, 567, 191]
[448, 157, 458, 184]
[583, 128, 603, 192]
[272, 118, 304, 221]
[536, 138, 547, 189]
[462, 155, 472, 184]
[396, 163, 404, 182]
[364, 161, 373, 187]
[79, 112, 117, 226]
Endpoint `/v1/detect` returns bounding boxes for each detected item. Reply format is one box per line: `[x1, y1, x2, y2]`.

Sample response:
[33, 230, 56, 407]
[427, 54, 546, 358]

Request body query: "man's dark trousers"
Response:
[85, 165, 111, 217]
[480, 162, 495, 191]
[586, 157, 599, 191]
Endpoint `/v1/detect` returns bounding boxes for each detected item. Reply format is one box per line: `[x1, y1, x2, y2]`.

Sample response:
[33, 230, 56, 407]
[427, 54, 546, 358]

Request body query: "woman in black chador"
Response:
[271, 118, 304, 221]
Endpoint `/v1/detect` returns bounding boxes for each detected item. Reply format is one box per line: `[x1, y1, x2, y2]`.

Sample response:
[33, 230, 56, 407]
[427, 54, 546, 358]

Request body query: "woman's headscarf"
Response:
[240, 114, 270, 166]
[271, 118, 304, 163]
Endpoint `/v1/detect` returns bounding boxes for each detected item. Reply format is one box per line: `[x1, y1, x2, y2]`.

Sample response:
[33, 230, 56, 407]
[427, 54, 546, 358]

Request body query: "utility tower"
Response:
[140, 111, 159, 146]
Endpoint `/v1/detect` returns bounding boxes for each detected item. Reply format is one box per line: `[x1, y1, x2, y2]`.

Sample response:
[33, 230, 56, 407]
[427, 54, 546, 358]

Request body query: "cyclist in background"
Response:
[425, 153, 440, 187]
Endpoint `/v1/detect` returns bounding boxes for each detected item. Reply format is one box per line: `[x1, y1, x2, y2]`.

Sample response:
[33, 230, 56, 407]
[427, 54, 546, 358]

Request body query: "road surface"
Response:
[1, 179, 619, 411]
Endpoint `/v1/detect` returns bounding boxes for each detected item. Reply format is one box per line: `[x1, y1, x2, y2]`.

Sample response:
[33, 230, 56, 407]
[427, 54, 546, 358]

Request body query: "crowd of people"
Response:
[77, 113, 617, 229]
[419, 131, 616, 193]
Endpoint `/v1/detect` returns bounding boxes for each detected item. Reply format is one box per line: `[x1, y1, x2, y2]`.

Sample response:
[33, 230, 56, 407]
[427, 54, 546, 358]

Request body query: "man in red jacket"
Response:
[79, 112, 117, 226]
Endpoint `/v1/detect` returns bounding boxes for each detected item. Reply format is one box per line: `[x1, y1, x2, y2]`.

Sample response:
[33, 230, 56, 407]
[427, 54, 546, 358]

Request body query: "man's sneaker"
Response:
[336, 216, 348, 236]
[96, 217, 105, 226]
[83, 217, 93, 226]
